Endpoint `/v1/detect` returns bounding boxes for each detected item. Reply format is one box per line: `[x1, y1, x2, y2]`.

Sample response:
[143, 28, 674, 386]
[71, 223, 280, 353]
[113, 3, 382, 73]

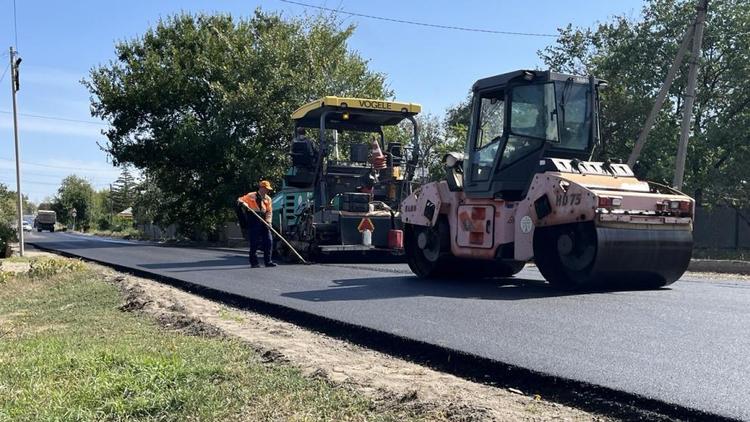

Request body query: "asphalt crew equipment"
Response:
[273, 96, 421, 259]
[400, 70, 694, 290]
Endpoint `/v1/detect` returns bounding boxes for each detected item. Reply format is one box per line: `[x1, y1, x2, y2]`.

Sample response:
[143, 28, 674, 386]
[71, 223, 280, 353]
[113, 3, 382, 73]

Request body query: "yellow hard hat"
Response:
[259, 180, 273, 191]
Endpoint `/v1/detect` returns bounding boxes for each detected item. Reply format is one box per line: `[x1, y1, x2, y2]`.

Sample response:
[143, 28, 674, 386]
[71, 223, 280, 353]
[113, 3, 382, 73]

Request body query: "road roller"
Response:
[400, 70, 694, 289]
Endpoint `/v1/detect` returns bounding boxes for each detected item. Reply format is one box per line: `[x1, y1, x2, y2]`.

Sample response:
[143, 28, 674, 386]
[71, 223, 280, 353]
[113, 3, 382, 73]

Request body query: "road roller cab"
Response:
[400, 70, 694, 289]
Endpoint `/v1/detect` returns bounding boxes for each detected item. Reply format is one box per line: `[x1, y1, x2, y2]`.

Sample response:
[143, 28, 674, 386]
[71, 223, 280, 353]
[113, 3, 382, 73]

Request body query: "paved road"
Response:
[27, 231, 750, 420]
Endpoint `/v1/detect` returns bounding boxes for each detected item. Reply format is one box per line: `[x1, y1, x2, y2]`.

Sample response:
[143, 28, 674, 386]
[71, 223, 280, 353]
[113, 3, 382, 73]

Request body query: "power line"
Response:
[0, 157, 117, 172]
[0, 178, 111, 188]
[0, 63, 9, 85]
[1, 178, 61, 187]
[1, 179, 57, 187]
[0, 110, 108, 126]
[0, 169, 67, 179]
[0, 168, 113, 182]
[12, 0, 19, 49]
[279, 0, 558, 38]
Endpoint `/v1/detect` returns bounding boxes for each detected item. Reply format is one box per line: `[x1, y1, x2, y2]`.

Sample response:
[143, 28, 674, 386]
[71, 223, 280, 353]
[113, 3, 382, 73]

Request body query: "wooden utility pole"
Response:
[110, 184, 114, 224]
[673, 0, 708, 190]
[627, 25, 694, 167]
[10, 46, 24, 256]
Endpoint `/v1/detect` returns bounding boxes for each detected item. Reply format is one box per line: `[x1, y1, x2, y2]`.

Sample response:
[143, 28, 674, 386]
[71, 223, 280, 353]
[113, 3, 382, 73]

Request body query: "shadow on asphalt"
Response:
[282, 276, 562, 301]
[281, 275, 672, 302]
[312, 253, 406, 264]
[27, 239, 139, 250]
[139, 254, 250, 272]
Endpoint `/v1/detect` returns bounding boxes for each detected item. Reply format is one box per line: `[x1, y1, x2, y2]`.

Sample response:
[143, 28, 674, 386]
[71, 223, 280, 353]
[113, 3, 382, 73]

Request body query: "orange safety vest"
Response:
[239, 192, 273, 223]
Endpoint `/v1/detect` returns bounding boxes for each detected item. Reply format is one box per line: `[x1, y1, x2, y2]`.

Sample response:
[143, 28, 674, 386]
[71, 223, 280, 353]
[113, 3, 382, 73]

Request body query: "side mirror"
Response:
[443, 152, 465, 169]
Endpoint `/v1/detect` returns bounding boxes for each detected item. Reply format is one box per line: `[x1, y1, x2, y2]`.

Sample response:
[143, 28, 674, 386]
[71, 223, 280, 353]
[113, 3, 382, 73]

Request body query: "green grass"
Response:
[0, 262, 426, 421]
[88, 227, 148, 240]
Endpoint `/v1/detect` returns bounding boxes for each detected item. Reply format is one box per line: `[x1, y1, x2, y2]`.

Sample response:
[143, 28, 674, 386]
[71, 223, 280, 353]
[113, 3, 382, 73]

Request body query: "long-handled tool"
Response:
[244, 205, 310, 265]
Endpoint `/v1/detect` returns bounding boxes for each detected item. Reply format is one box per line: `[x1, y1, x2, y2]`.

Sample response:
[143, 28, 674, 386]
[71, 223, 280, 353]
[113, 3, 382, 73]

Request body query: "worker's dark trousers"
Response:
[247, 218, 273, 266]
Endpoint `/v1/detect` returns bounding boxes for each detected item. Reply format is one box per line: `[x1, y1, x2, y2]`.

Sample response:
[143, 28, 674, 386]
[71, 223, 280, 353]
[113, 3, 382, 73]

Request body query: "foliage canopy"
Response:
[539, 0, 750, 206]
[86, 10, 390, 235]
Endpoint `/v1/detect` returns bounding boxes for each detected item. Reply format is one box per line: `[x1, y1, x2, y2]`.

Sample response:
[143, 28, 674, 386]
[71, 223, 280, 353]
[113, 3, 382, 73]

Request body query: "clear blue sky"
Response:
[0, 0, 644, 203]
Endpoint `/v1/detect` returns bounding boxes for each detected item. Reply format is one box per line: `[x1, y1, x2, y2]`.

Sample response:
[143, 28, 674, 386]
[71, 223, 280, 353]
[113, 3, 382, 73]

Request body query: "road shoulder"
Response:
[97, 263, 604, 421]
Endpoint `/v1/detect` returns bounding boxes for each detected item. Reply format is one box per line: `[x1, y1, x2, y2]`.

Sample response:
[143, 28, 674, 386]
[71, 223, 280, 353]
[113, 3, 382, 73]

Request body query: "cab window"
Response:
[477, 93, 505, 149]
[471, 92, 505, 181]
[500, 136, 544, 170]
[510, 83, 558, 142]
[555, 82, 591, 151]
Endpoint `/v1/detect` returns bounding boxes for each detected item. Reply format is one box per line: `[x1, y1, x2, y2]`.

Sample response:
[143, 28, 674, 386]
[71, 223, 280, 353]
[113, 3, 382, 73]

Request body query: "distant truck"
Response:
[35, 210, 56, 232]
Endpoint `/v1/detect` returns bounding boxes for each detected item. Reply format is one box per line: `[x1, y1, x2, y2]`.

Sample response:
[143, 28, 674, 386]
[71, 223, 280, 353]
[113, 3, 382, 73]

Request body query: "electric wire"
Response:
[1, 180, 110, 189]
[1, 179, 59, 187]
[0, 157, 117, 172]
[0, 169, 113, 184]
[0, 171, 111, 185]
[0, 63, 9, 85]
[12, 0, 19, 49]
[0, 110, 108, 126]
[0, 169, 71, 179]
[278, 0, 558, 38]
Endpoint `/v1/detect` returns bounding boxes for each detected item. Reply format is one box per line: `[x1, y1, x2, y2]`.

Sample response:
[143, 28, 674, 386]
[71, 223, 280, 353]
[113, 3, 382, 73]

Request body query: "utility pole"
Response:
[110, 183, 114, 224]
[9, 46, 24, 256]
[673, 0, 708, 190]
[627, 25, 694, 167]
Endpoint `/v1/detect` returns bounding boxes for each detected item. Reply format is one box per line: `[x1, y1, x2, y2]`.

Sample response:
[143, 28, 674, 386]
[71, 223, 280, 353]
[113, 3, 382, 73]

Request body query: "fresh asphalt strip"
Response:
[26, 233, 746, 422]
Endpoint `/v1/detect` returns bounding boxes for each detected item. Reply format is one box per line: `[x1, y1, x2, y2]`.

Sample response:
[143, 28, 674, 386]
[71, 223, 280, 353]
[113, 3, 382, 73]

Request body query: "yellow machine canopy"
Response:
[291, 96, 421, 132]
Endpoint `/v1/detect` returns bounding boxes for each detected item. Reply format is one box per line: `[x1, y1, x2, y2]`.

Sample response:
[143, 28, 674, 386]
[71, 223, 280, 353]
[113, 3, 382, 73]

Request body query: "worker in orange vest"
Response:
[237, 180, 276, 268]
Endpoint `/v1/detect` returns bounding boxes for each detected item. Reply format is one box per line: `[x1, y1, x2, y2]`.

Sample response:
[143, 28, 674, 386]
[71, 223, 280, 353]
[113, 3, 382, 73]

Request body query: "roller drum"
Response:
[534, 222, 693, 289]
[591, 226, 693, 285]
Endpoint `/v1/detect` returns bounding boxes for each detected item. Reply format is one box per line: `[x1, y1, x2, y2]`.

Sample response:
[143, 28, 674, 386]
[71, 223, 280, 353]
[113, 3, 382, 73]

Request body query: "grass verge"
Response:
[0, 257, 423, 421]
[87, 227, 149, 240]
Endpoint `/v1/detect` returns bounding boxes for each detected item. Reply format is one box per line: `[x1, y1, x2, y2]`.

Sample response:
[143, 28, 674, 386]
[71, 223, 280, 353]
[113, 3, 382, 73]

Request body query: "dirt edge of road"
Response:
[91, 264, 605, 422]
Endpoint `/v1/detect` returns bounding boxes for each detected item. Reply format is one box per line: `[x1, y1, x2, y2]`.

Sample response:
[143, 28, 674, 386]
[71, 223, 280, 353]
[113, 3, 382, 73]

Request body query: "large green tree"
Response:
[0, 185, 35, 222]
[85, 11, 390, 235]
[539, 0, 750, 206]
[52, 176, 95, 230]
[0, 184, 19, 254]
[111, 167, 136, 213]
[0, 184, 18, 226]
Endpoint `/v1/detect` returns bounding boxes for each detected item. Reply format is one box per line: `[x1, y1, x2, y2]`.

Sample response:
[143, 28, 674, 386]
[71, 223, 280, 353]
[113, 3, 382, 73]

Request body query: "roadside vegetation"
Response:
[0, 184, 35, 258]
[0, 256, 425, 421]
[540, 0, 750, 208]
[87, 227, 146, 240]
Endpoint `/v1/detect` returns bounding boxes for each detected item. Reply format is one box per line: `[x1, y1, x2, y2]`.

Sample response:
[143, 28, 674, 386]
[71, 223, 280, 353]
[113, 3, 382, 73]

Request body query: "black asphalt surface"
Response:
[27, 231, 750, 420]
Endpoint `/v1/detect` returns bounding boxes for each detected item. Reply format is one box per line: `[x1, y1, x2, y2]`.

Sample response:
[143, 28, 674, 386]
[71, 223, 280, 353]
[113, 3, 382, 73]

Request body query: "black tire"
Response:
[404, 219, 453, 278]
[534, 223, 599, 290]
[50, 227, 55, 233]
[37, 228, 42, 232]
